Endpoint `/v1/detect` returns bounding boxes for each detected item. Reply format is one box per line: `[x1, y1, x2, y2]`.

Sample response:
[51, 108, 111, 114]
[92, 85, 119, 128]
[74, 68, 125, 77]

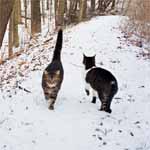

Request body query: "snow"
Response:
[0, 16, 150, 150]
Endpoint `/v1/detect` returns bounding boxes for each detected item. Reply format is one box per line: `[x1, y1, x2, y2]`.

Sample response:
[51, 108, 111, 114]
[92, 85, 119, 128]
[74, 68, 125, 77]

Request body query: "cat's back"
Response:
[86, 67, 117, 83]
[46, 60, 63, 74]
[86, 67, 118, 94]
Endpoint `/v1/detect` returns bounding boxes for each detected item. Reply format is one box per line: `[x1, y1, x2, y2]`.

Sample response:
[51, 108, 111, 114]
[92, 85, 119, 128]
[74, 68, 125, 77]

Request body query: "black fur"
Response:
[45, 29, 63, 79]
[52, 29, 63, 61]
[42, 29, 64, 110]
[83, 54, 95, 69]
[83, 55, 118, 113]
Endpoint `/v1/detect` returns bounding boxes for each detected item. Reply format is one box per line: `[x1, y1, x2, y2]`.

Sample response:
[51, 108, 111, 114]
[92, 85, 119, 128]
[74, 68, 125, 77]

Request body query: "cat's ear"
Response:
[92, 55, 96, 65]
[44, 70, 49, 75]
[55, 70, 60, 75]
[92, 55, 96, 59]
[83, 53, 86, 64]
[83, 53, 85, 58]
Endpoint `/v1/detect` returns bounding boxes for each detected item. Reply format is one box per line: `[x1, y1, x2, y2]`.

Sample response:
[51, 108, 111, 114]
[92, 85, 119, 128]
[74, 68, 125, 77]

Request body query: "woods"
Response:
[0, 0, 150, 63]
[31, 0, 41, 35]
[125, 0, 150, 42]
[0, 0, 15, 48]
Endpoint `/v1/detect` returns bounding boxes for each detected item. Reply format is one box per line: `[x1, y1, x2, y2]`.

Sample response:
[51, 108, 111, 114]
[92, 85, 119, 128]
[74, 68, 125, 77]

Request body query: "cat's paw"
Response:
[100, 108, 112, 113]
[49, 105, 54, 110]
[85, 89, 90, 96]
[91, 97, 96, 103]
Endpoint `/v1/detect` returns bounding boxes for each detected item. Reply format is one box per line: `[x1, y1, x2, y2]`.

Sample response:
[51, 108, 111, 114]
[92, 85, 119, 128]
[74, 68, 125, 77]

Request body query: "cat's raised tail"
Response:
[52, 29, 63, 61]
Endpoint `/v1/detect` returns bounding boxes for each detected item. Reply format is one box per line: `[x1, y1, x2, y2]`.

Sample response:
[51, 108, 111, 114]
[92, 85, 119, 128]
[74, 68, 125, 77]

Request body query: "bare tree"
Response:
[98, 0, 116, 13]
[24, 0, 27, 28]
[8, 0, 20, 58]
[79, 0, 87, 22]
[68, 0, 79, 23]
[41, 0, 45, 24]
[8, 14, 13, 58]
[125, 0, 150, 42]
[55, 0, 65, 28]
[91, 0, 95, 13]
[47, 0, 49, 10]
[13, 0, 20, 47]
[31, 0, 41, 35]
[0, 0, 15, 48]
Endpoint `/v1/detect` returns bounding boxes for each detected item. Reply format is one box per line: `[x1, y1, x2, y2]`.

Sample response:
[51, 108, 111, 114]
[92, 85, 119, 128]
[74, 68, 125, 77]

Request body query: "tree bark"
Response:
[68, 0, 79, 23]
[47, 0, 49, 10]
[31, 0, 41, 35]
[111, 0, 115, 9]
[56, 0, 65, 28]
[42, 0, 45, 24]
[0, 0, 15, 48]
[8, 14, 13, 58]
[79, 0, 87, 22]
[24, 0, 27, 28]
[13, 0, 19, 47]
[91, 0, 95, 12]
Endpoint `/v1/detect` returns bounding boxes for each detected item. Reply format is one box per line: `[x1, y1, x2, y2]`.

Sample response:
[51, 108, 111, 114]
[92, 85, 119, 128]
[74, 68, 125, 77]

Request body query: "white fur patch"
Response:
[111, 81, 115, 85]
[48, 99, 55, 105]
[83, 69, 97, 97]
[92, 89, 97, 97]
[85, 82, 90, 91]
[47, 82, 57, 88]
[83, 49, 96, 57]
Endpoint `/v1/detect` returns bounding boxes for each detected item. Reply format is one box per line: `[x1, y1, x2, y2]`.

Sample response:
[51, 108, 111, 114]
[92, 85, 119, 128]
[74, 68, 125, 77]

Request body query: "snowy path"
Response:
[0, 16, 150, 150]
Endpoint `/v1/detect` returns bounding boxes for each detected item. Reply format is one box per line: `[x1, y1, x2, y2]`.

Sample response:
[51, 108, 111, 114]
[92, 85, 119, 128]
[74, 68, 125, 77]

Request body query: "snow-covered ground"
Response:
[0, 16, 150, 150]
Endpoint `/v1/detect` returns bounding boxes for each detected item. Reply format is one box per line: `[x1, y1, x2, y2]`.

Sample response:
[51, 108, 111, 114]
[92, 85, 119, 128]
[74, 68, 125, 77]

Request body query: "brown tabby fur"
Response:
[42, 29, 64, 110]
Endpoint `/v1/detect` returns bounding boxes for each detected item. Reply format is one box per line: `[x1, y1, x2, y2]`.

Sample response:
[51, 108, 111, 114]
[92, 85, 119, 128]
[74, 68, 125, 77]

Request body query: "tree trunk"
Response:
[111, 0, 115, 9]
[8, 15, 13, 58]
[79, 0, 87, 22]
[18, 0, 22, 23]
[83, 0, 87, 18]
[31, 0, 41, 35]
[8, 0, 20, 58]
[69, 0, 79, 23]
[64, 0, 67, 14]
[42, 0, 45, 24]
[13, 0, 19, 47]
[91, 0, 95, 12]
[47, 0, 49, 10]
[24, 0, 27, 28]
[54, 0, 58, 27]
[55, 0, 65, 28]
[0, 0, 15, 48]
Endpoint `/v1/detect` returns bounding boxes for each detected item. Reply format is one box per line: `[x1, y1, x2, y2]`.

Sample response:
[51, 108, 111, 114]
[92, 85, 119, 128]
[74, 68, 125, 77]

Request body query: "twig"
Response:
[18, 86, 31, 93]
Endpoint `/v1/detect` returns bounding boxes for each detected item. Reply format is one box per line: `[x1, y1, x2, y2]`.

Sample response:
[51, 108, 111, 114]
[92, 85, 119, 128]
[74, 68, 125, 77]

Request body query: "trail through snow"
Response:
[0, 16, 150, 150]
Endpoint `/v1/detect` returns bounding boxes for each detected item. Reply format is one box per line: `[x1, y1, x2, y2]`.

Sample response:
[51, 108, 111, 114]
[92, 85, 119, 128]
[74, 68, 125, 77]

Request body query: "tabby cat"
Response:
[42, 29, 64, 110]
[83, 54, 118, 113]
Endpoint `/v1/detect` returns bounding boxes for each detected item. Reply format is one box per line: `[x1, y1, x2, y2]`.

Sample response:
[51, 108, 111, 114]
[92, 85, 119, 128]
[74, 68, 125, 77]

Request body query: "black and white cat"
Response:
[83, 53, 118, 113]
[42, 29, 64, 110]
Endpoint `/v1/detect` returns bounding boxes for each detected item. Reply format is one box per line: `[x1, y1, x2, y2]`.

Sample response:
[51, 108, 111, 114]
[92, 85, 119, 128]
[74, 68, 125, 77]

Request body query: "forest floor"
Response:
[0, 16, 150, 150]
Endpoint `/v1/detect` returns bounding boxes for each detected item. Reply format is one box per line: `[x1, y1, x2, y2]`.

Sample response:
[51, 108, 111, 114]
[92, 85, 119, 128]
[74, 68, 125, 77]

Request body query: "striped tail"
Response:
[52, 29, 63, 61]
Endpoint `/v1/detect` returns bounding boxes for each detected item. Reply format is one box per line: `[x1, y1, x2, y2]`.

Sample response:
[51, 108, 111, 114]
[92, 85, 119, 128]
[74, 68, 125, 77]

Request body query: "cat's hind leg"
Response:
[98, 93, 112, 113]
[48, 98, 56, 110]
[85, 82, 90, 96]
[47, 89, 58, 110]
[91, 89, 97, 104]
